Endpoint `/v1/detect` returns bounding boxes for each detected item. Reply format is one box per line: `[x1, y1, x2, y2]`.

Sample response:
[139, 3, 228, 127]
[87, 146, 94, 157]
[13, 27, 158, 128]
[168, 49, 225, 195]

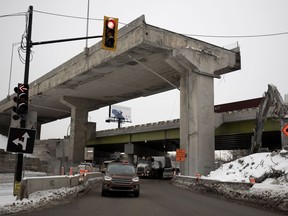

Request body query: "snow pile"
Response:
[174, 150, 288, 213]
[1, 185, 83, 215]
[0, 134, 7, 150]
[207, 150, 288, 183]
[0, 177, 101, 215]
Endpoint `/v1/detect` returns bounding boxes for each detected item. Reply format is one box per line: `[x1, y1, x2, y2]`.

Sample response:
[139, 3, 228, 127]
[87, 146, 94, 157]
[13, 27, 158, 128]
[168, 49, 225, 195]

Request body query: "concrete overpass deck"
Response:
[0, 15, 240, 135]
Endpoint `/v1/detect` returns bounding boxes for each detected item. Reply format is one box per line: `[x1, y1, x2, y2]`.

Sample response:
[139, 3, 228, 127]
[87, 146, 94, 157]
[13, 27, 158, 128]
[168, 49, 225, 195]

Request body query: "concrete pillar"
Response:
[61, 96, 99, 163]
[166, 47, 240, 176]
[180, 70, 215, 176]
[70, 106, 88, 163]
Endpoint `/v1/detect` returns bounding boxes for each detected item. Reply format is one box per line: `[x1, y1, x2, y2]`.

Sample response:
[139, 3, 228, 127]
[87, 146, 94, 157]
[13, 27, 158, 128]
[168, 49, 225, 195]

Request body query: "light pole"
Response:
[7, 42, 20, 99]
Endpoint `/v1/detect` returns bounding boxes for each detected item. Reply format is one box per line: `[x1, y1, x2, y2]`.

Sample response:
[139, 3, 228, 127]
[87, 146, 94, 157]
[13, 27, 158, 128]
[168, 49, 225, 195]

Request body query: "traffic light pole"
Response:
[14, 5, 33, 197]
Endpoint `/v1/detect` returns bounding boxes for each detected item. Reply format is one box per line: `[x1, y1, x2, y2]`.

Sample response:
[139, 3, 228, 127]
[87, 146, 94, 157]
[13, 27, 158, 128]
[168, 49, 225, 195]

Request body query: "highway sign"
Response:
[6, 127, 36, 153]
[282, 124, 288, 137]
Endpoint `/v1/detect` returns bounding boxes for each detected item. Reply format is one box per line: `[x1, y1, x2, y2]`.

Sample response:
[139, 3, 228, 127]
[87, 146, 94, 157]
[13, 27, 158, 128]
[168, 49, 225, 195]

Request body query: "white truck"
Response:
[136, 156, 174, 179]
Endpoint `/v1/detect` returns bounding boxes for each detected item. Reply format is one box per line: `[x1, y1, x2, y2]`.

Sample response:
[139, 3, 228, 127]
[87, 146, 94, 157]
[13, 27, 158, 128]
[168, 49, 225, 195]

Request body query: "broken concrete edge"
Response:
[171, 175, 288, 214]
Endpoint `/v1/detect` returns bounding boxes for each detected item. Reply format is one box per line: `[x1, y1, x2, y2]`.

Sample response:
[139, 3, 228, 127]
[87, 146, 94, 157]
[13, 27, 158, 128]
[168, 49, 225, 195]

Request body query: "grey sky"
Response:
[1, 0, 288, 139]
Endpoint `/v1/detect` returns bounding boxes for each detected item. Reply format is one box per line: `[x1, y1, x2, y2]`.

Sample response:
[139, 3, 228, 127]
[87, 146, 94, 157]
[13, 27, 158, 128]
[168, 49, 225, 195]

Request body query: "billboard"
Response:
[110, 105, 131, 122]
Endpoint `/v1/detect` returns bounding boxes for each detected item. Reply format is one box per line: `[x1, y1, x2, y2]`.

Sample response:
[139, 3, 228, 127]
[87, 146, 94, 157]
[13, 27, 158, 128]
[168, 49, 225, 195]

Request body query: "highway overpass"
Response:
[86, 97, 282, 155]
[0, 15, 240, 176]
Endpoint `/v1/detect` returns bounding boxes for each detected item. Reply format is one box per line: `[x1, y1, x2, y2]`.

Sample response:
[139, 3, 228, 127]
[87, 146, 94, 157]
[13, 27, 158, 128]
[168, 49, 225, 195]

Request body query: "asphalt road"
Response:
[17, 179, 283, 216]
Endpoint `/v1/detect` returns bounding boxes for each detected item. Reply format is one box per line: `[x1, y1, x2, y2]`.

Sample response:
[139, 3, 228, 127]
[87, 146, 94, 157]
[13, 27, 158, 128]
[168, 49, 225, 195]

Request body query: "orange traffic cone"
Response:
[249, 177, 256, 185]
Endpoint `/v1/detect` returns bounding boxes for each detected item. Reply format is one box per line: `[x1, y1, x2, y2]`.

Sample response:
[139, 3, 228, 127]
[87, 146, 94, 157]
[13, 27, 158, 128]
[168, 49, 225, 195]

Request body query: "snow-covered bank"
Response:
[206, 151, 288, 183]
[173, 150, 288, 214]
[0, 176, 101, 215]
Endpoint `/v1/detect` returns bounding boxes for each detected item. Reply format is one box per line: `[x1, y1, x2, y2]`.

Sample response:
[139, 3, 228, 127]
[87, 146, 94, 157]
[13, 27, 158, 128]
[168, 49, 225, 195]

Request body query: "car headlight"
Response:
[104, 176, 112, 181]
[132, 177, 139, 182]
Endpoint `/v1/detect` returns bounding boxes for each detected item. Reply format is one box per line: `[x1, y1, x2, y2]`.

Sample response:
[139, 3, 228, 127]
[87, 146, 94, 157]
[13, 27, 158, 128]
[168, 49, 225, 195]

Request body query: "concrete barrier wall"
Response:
[70, 175, 80, 187]
[21, 172, 102, 199]
[83, 172, 103, 182]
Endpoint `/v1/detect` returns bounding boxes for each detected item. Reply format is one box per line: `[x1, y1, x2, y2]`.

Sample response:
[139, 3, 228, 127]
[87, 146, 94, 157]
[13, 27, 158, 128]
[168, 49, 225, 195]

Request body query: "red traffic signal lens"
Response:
[107, 19, 115, 29]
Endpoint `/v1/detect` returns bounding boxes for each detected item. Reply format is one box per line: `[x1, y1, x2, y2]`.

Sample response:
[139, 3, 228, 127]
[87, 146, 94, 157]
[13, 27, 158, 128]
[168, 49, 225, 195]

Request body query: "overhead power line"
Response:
[184, 31, 288, 38]
[0, 12, 26, 18]
[34, 9, 288, 39]
[34, 9, 102, 21]
[2, 10, 288, 39]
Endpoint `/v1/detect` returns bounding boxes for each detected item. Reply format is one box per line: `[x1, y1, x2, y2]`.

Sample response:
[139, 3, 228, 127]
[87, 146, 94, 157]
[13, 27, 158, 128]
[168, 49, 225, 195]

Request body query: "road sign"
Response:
[7, 127, 36, 153]
[282, 124, 288, 137]
[176, 149, 186, 162]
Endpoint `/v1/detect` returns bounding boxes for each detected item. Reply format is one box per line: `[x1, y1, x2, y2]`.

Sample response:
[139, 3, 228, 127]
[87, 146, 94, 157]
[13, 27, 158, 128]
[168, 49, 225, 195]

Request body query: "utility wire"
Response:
[34, 9, 288, 39]
[3, 10, 288, 39]
[0, 12, 26, 18]
[184, 31, 288, 38]
[34, 9, 102, 21]
[33, 10, 288, 38]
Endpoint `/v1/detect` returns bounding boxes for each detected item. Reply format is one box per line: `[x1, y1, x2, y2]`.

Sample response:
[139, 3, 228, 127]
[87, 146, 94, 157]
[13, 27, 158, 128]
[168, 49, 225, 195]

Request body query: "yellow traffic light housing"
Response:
[102, 16, 118, 51]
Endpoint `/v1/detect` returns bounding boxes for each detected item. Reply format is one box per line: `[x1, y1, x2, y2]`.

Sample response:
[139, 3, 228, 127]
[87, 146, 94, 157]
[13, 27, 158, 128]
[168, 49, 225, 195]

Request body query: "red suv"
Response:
[101, 162, 140, 197]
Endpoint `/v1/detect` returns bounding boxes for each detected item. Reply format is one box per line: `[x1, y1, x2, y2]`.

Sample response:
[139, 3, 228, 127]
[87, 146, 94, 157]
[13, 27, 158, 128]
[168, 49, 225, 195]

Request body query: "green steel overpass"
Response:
[87, 98, 283, 153]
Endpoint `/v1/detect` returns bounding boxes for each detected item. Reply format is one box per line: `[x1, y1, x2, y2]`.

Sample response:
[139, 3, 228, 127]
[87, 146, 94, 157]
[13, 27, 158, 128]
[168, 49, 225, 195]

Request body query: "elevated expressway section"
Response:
[0, 15, 240, 175]
[88, 98, 282, 152]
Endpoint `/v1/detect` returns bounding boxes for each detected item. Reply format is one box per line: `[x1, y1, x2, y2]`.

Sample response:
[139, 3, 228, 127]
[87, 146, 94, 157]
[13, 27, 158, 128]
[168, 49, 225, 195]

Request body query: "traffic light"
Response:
[13, 83, 29, 118]
[102, 16, 118, 51]
[12, 86, 20, 121]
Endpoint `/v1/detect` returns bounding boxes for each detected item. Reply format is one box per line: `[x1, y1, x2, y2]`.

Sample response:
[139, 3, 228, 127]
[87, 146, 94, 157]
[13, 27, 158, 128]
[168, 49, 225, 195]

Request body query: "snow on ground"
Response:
[0, 177, 99, 215]
[206, 150, 288, 213]
[174, 150, 288, 213]
[0, 134, 7, 150]
[206, 150, 288, 183]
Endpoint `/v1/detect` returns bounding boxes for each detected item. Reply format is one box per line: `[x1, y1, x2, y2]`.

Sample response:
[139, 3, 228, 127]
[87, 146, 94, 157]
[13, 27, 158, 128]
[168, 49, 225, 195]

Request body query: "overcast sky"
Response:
[1, 0, 288, 139]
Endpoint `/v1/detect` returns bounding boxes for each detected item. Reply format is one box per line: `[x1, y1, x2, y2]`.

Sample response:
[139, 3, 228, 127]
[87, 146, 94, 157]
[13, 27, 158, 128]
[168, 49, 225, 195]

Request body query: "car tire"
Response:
[134, 191, 140, 197]
[101, 189, 108, 197]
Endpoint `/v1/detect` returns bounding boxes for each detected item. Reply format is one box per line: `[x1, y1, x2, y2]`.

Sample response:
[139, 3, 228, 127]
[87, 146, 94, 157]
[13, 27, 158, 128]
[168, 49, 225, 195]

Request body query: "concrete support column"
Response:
[61, 96, 99, 163]
[166, 47, 240, 176]
[69, 106, 88, 163]
[180, 70, 215, 176]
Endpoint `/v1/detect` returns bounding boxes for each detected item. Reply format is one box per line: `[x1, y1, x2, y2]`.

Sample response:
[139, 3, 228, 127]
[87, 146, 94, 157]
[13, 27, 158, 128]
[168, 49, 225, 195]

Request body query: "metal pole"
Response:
[14, 5, 33, 198]
[8, 43, 17, 98]
[85, 0, 90, 48]
[32, 35, 102, 46]
[24, 6, 33, 85]
[118, 118, 121, 128]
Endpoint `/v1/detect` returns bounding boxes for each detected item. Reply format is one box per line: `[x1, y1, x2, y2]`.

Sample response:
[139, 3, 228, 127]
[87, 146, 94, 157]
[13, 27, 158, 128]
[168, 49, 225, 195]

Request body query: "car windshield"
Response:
[107, 164, 135, 174]
[138, 159, 149, 164]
